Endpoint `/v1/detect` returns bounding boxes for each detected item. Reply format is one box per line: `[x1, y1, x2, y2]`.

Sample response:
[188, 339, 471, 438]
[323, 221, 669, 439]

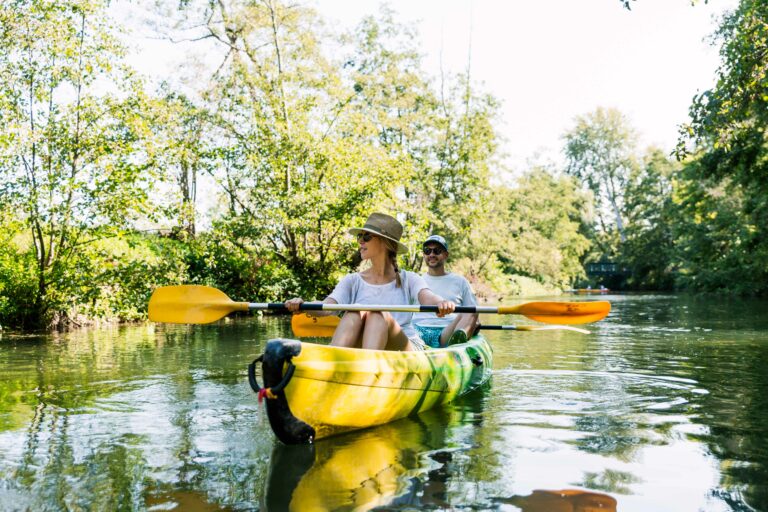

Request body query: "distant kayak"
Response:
[566, 288, 610, 294]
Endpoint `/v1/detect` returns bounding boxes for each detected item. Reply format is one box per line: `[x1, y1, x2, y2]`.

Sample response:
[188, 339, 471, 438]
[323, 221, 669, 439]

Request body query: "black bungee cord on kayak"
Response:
[248, 355, 296, 403]
[250, 339, 317, 444]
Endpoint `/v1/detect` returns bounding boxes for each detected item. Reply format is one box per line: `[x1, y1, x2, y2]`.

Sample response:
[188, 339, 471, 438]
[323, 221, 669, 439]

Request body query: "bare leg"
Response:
[361, 311, 412, 351]
[457, 312, 480, 337]
[439, 313, 480, 347]
[331, 312, 363, 348]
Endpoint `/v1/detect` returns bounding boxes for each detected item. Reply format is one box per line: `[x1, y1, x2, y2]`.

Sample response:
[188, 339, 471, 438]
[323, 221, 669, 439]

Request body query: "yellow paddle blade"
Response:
[291, 313, 340, 338]
[148, 285, 249, 324]
[498, 301, 610, 325]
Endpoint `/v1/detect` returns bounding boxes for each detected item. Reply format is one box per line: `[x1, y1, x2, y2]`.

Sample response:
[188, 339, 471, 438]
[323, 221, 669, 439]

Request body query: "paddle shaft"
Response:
[290, 312, 590, 336]
[248, 303, 505, 314]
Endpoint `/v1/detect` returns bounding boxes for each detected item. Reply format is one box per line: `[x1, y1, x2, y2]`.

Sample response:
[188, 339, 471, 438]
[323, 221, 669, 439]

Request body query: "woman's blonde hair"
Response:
[380, 237, 402, 288]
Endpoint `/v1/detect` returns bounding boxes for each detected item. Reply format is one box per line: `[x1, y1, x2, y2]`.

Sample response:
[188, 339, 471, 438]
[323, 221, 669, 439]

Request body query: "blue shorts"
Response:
[415, 324, 444, 348]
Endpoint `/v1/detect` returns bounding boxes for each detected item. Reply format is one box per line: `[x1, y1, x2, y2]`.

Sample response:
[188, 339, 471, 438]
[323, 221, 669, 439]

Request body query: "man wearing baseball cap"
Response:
[413, 235, 479, 347]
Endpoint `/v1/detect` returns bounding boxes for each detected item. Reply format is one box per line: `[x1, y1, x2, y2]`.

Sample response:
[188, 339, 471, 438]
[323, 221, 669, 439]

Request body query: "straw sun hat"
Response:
[348, 212, 409, 254]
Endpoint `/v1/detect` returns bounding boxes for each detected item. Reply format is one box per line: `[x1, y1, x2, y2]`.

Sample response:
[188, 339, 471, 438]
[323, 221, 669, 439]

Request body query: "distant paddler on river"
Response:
[285, 212, 455, 352]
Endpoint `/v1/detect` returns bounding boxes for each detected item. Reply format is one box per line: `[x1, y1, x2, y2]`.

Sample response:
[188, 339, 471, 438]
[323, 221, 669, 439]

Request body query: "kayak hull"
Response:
[256, 336, 493, 444]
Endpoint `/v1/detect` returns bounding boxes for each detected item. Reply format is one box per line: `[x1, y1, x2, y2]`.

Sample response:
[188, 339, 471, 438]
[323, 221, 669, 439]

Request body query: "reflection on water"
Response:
[263, 391, 497, 511]
[0, 294, 767, 510]
[263, 405, 473, 511]
[498, 489, 617, 512]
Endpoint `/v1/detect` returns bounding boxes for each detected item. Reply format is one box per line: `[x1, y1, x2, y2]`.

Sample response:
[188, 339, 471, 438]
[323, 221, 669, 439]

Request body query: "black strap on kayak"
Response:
[248, 354, 296, 403]
[247, 355, 264, 392]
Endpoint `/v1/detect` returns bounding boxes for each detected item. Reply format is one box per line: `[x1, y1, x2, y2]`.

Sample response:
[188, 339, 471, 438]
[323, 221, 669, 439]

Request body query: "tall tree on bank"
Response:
[0, 0, 152, 327]
[146, 89, 208, 239]
[563, 107, 639, 257]
[161, 0, 418, 297]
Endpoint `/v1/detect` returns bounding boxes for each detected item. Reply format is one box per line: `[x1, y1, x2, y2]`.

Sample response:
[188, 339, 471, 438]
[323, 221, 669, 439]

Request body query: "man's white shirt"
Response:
[413, 272, 477, 327]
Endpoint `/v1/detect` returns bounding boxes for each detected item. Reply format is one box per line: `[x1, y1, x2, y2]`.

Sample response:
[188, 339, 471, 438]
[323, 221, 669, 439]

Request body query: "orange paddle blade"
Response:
[498, 301, 610, 325]
[291, 313, 340, 337]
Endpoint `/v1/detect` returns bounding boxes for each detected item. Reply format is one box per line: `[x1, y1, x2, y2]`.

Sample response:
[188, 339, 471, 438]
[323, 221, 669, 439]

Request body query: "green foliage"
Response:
[172, 1, 412, 284]
[144, 90, 209, 236]
[674, 0, 768, 295]
[0, 0, 155, 326]
[441, 168, 589, 294]
[159, 0, 505, 296]
[450, 256, 559, 300]
[672, 159, 766, 294]
[0, 223, 37, 329]
[682, 0, 768, 160]
[502, 169, 591, 288]
[14, 0, 768, 329]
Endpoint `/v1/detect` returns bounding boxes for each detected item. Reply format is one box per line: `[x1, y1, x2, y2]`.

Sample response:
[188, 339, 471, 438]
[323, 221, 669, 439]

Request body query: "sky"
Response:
[120, 0, 737, 175]
[311, 0, 737, 172]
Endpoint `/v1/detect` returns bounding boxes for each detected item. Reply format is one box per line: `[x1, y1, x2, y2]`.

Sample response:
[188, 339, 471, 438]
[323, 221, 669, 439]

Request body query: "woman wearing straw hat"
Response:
[285, 212, 455, 351]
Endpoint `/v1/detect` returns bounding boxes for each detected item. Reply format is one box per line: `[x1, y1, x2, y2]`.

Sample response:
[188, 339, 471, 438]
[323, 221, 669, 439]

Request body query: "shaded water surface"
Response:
[1, 294, 767, 511]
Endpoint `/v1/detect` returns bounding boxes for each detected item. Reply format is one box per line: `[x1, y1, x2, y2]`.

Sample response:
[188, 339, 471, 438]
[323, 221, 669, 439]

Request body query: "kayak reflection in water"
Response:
[285, 212, 454, 351]
[263, 405, 463, 511]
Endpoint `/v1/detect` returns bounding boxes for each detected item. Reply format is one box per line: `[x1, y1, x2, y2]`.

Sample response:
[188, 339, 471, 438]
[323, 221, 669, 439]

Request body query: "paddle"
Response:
[149, 285, 610, 325]
[290, 313, 590, 337]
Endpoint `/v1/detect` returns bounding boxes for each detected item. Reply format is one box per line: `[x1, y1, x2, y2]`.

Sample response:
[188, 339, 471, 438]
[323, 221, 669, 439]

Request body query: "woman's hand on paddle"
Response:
[436, 300, 455, 318]
[285, 297, 304, 314]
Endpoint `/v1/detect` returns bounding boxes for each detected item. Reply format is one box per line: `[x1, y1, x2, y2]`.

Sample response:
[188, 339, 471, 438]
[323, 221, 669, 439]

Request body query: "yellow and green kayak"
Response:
[248, 336, 492, 444]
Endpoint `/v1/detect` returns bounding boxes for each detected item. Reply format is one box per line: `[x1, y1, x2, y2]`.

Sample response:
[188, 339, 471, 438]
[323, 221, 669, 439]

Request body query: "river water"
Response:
[0, 293, 767, 511]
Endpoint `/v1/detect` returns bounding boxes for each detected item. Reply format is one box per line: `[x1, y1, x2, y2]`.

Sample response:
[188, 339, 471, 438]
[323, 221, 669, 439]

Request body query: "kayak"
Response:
[566, 288, 609, 294]
[248, 335, 493, 444]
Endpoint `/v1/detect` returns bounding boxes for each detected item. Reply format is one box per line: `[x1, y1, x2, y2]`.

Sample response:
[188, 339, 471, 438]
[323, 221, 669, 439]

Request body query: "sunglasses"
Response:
[423, 247, 445, 256]
[356, 232, 375, 242]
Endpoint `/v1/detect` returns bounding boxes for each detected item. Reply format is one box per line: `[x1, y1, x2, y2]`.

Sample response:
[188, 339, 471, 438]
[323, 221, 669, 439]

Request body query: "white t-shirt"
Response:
[327, 271, 429, 338]
[413, 272, 477, 327]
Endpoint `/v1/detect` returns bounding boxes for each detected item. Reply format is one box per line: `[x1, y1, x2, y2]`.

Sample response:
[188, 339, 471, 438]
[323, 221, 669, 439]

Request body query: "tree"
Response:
[621, 148, 679, 290]
[670, 156, 765, 294]
[0, 0, 153, 326]
[146, 89, 208, 238]
[407, 74, 501, 271]
[339, 10, 502, 270]
[563, 107, 640, 255]
[501, 168, 591, 288]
